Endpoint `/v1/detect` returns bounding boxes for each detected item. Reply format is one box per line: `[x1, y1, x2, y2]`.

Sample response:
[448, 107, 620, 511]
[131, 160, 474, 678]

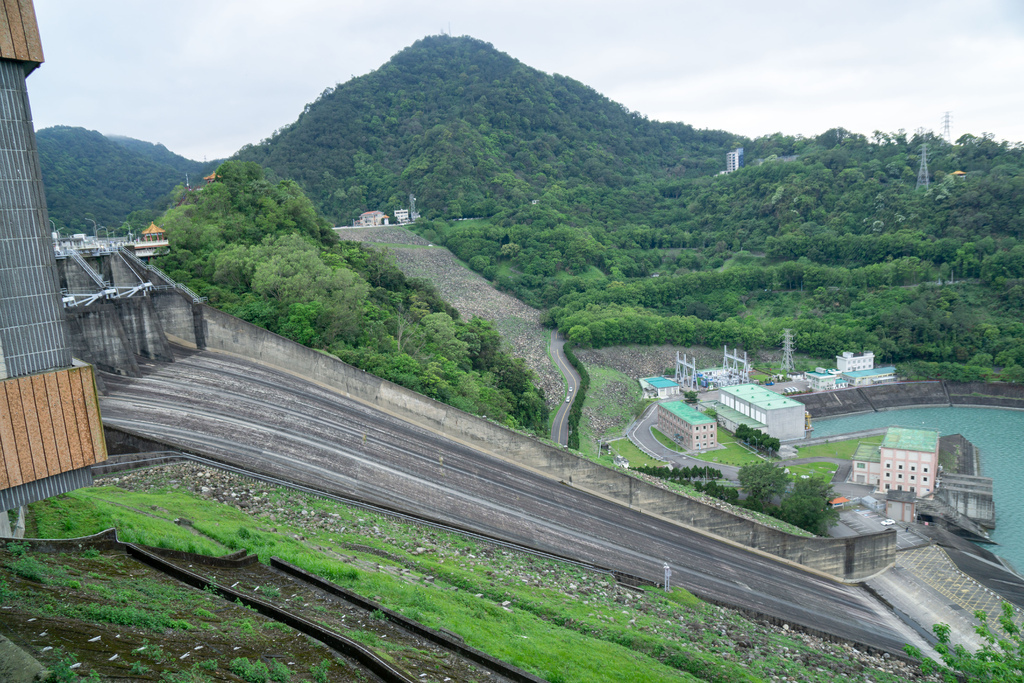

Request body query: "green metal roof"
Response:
[710, 402, 766, 430]
[842, 366, 896, 378]
[660, 400, 714, 425]
[719, 383, 803, 410]
[854, 443, 881, 463]
[641, 376, 679, 388]
[883, 427, 938, 453]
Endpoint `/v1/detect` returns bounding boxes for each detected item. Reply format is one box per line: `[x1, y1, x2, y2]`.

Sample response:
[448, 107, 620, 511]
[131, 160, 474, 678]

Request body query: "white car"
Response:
[880, 518, 896, 526]
[566, 396, 571, 403]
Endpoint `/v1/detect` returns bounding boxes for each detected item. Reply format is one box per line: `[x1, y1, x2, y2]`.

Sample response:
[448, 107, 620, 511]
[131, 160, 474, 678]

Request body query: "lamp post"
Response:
[85, 218, 97, 237]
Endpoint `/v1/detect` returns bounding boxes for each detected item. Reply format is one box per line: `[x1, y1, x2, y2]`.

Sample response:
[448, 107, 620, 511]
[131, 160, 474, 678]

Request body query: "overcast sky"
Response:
[27, 0, 1024, 161]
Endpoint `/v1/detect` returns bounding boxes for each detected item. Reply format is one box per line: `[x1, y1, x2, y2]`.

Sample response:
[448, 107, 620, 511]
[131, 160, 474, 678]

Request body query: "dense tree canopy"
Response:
[153, 161, 548, 434]
[37, 126, 216, 234]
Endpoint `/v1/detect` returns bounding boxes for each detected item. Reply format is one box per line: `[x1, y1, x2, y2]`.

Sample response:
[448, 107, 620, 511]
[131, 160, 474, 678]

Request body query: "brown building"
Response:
[657, 401, 717, 452]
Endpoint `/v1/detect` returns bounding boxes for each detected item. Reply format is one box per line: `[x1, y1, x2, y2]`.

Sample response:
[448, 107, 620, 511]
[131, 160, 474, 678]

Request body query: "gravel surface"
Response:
[338, 229, 562, 406]
[576, 344, 727, 384]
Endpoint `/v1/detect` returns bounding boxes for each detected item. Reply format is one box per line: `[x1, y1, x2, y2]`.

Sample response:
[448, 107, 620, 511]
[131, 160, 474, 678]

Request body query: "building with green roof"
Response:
[639, 376, 680, 399]
[718, 384, 806, 440]
[657, 400, 717, 452]
[852, 427, 939, 497]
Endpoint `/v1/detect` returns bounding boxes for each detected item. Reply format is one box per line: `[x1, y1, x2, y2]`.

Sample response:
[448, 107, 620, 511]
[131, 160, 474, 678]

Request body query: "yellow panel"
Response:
[17, 376, 47, 481]
[2, 0, 28, 62]
[56, 369, 84, 469]
[43, 371, 72, 472]
[32, 374, 61, 476]
[0, 384, 15, 488]
[67, 368, 94, 467]
[15, 0, 42, 63]
[0, 3, 15, 59]
[79, 366, 106, 464]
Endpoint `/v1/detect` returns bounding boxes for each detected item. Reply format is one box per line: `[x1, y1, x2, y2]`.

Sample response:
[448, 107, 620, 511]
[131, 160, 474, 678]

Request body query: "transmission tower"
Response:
[942, 111, 953, 144]
[916, 143, 930, 190]
[781, 329, 795, 375]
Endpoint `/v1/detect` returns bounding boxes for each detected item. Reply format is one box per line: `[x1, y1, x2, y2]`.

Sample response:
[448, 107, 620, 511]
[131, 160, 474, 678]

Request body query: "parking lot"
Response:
[833, 509, 930, 550]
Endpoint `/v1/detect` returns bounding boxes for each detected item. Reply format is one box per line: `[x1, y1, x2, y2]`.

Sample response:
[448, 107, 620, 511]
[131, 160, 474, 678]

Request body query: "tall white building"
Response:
[836, 351, 874, 373]
[726, 147, 744, 173]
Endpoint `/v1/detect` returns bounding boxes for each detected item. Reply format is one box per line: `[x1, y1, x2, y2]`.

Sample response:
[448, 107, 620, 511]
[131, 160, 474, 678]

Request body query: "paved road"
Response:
[547, 330, 580, 446]
[628, 401, 744, 479]
[98, 348, 928, 656]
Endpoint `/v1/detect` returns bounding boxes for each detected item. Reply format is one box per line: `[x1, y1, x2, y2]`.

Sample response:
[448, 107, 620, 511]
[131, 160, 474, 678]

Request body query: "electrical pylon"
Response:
[916, 144, 930, 190]
[942, 111, 952, 144]
[781, 329, 795, 375]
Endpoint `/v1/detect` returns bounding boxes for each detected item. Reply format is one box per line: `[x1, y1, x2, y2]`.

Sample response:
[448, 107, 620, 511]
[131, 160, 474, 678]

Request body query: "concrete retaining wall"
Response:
[173, 301, 895, 580]
[860, 382, 949, 411]
[66, 304, 140, 376]
[796, 388, 875, 418]
[947, 381, 1024, 410]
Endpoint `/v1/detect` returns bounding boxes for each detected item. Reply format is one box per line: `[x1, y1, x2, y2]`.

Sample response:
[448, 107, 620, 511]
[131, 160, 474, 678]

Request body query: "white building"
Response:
[726, 147, 744, 173]
[841, 366, 897, 387]
[836, 351, 874, 373]
[806, 369, 848, 392]
[639, 376, 680, 399]
[394, 209, 410, 224]
[717, 384, 806, 441]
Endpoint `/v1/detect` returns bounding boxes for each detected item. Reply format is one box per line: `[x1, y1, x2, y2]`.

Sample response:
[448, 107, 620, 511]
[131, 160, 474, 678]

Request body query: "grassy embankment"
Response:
[3, 468, 919, 682]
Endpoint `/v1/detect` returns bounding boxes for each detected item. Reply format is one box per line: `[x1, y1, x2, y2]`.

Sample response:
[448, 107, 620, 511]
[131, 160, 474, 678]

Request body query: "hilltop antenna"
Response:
[942, 111, 953, 144]
[781, 329, 795, 375]
[916, 143, 930, 190]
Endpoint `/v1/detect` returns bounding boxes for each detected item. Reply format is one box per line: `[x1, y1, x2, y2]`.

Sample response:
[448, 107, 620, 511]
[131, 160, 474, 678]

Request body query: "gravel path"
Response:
[336, 229, 562, 407]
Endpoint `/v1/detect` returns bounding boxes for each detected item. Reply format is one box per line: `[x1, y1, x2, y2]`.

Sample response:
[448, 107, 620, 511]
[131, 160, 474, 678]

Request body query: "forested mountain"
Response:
[153, 161, 548, 434]
[235, 35, 736, 223]
[37, 126, 215, 234]
[230, 33, 1024, 379]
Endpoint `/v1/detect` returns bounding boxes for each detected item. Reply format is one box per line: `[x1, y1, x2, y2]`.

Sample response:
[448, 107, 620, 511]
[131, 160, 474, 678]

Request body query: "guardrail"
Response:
[119, 247, 207, 303]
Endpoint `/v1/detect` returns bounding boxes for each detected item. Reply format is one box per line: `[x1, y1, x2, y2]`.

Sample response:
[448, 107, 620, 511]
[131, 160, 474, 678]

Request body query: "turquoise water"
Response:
[811, 407, 1024, 571]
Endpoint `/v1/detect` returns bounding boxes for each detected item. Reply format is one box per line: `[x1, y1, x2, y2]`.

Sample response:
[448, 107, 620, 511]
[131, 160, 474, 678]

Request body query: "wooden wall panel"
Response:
[0, 387, 15, 488]
[43, 371, 72, 472]
[0, 365, 105, 493]
[0, 0, 42, 63]
[31, 374, 60, 476]
[67, 368, 94, 466]
[0, 3, 15, 59]
[80, 368, 107, 464]
[17, 376, 48, 480]
[56, 370, 84, 469]
[6, 380, 37, 482]
[16, 0, 41, 62]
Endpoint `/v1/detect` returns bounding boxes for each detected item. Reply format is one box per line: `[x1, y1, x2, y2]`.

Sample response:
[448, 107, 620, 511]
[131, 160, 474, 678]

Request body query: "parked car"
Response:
[880, 518, 896, 526]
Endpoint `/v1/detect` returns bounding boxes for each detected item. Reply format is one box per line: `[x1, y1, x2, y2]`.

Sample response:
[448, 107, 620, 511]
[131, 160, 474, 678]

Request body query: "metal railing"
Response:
[119, 247, 207, 303]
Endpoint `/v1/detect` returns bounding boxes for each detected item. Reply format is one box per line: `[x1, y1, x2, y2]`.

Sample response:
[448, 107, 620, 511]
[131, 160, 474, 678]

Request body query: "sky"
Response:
[27, 0, 1024, 162]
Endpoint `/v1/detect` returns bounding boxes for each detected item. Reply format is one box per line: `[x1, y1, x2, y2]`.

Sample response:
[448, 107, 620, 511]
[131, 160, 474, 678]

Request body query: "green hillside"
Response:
[37, 126, 215, 234]
[153, 160, 548, 435]
[234, 34, 736, 224]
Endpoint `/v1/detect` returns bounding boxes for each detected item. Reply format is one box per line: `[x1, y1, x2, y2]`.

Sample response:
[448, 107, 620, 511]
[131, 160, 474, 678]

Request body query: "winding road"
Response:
[98, 346, 929, 657]
[547, 330, 580, 445]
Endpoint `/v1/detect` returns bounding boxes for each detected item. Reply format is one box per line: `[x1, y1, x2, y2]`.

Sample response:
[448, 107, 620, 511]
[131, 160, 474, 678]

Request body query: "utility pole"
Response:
[916, 144, 930, 190]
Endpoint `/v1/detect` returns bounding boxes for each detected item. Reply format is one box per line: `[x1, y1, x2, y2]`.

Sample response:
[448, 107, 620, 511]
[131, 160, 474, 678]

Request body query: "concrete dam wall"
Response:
[140, 291, 896, 581]
[798, 380, 1024, 421]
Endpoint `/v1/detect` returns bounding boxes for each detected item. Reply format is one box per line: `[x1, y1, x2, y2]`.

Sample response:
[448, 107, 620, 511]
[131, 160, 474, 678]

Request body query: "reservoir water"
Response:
[811, 407, 1024, 572]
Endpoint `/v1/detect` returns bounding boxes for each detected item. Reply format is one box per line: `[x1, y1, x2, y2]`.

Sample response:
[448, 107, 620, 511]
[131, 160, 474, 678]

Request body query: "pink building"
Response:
[852, 427, 939, 497]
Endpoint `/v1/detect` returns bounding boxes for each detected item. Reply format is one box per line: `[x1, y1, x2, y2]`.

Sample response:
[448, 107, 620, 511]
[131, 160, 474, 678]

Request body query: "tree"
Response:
[780, 477, 839, 535]
[684, 390, 698, 403]
[906, 601, 1023, 681]
[737, 461, 788, 508]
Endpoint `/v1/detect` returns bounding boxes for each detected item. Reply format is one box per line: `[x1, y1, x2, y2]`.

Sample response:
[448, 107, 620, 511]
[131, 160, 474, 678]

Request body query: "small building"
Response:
[886, 490, 917, 523]
[853, 427, 939, 497]
[806, 369, 849, 392]
[357, 211, 389, 227]
[717, 383, 806, 440]
[841, 366, 897, 387]
[830, 496, 850, 508]
[836, 351, 874, 373]
[657, 401, 717, 452]
[639, 376, 680, 399]
[393, 209, 410, 224]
